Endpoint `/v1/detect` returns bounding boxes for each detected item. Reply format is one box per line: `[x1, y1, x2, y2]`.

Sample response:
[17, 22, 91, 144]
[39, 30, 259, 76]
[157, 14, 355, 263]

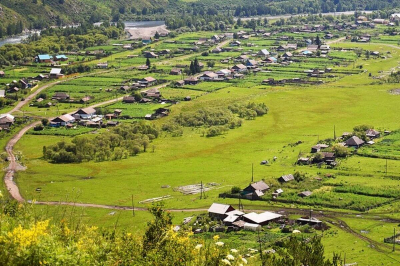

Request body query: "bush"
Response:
[201, 51, 209, 56]
[231, 186, 241, 194]
[34, 124, 44, 131]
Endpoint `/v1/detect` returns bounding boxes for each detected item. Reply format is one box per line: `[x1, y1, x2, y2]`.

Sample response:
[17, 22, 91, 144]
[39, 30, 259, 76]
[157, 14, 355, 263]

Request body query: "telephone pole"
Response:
[251, 163, 254, 183]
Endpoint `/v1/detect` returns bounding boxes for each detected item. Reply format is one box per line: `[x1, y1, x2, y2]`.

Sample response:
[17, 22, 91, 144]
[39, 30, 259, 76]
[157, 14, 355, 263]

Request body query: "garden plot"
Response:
[139, 195, 173, 204]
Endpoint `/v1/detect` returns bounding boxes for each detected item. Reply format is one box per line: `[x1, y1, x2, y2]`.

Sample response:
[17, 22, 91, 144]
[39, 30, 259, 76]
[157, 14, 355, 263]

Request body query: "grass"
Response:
[27, 126, 96, 136]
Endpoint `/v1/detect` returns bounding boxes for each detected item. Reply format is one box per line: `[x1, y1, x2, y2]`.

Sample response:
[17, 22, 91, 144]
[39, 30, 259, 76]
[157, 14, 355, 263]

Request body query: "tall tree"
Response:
[146, 58, 151, 67]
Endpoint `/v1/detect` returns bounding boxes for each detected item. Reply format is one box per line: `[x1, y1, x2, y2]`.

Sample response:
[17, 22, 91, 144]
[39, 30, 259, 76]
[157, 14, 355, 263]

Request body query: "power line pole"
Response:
[386, 159, 388, 175]
[394, 228, 396, 252]
[131, 194, 135, 217]
[251, 163, 254, 183]
[334, 125, 336, 139]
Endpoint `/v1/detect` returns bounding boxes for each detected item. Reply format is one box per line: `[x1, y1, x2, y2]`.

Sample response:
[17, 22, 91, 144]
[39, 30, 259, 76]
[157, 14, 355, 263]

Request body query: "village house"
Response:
[184, 96, 191, 101]
[366, 129, 380, 139]
[282, 52, 293, 59]
[159, 49, 171, 55]
[175, 80, 185, 87]
[96, 62, 108, 69]
[230, 40, 241, 46]
[298, 191, 312, 197]
[139, 77, 157, 87]
[170, 68, 182, 75]
[142, 38, 152, 44]
[223, 210, 245, 225]
[235, 55, 249, 62]
[0, 114, 14, 130]
[142, 88, 161, 98]
[216, 69, 231, 78]
[199, 71, 219, 81]
[243, 211, 282, 226]
[391, 13, 400, 21]
[231, 64, 247, 73]
[246, 59, 258, 68]
[345, 136, 365, 148]
[73, 107, 96, 120]
[241, 180, 270, 199]
[8, 87, 19, 93]
[122, 96, 136, 103]
[212, 47, 222, 53]
[49, 68, 63, 79]
[144, 51, 159, 58]
[37, 54, 52, 63]
[257, 49, 270, 57]
[52, 92, 70, 101]
[0, 71, 5, 77]
[311, 143, 329, 153]
[208, 203, 235, 220]
[54, 55, 68, 61]
[184, 77, 199, 85]
[50, 114, 75, 127]
[278, 174, 294, 183]
[321, 152, 336, 164]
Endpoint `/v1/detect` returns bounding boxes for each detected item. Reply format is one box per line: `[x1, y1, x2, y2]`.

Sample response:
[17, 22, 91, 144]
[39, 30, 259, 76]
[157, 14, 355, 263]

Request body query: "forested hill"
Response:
[1, 0, 399, 38]
[0, 0, 169, 36]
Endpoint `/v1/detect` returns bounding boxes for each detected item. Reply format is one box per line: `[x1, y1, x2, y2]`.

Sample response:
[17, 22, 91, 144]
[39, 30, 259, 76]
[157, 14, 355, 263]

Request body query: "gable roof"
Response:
[232, 64, 247, 69]
[38, 54, 51, 60]
[143, 77, 156, 82]
[76, 107, 96, 115]
[243, 211, 282, 224]
[208, 203, 234, 215]
[50, 68, 62, 75]
[250, 181, 269, 191]
[345, 136, 364, 146]
[258, 49, 270, 55]
[280, 174, 294, 182]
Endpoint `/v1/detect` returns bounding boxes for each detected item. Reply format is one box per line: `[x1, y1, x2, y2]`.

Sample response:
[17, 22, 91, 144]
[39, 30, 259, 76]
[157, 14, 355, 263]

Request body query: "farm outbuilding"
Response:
[208, 203, 235, 220]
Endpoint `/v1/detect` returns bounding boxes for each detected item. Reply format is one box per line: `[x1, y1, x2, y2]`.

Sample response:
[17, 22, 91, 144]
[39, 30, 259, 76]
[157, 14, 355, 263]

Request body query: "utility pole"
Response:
[386, 159, 388, 175]
[131, 194, 135, 217]
[334, 125, 336, 139]
[393, 228, 396, 252]
[251, 163, 254, 183]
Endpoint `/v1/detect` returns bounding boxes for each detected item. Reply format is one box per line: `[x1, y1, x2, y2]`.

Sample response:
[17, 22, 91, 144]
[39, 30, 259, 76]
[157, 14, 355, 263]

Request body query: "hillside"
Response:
[0, 0, 169, 34]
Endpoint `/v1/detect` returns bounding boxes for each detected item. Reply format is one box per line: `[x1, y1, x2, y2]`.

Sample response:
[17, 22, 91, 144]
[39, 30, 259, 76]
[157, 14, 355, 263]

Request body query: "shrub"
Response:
[231, 186, 241, 194]
[34, 124, 44, 131]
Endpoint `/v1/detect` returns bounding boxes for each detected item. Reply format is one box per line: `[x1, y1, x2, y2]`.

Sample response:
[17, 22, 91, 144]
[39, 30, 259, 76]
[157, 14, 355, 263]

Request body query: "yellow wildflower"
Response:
[213, 235, 220, 241]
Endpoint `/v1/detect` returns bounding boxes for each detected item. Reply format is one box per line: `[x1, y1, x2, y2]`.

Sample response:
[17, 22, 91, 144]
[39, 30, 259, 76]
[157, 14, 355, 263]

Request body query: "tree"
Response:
[154, 31, 160, 39]
[262, 236, 341, 266]
[293, 171, 306, 182]
[194, 58, 201, 73]
[142, 203, 172, 255]
[189, 61, 195, 75]
[146, 58, 151, 68]
[333, 144, 349, 158]
[41, 118, 49, 127]
[206, 61, 215, 68]
[315, 35, 321, 47]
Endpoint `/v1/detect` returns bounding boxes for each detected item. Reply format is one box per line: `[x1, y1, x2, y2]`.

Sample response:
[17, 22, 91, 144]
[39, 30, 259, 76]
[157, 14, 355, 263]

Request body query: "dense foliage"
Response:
[0, 23, 124, 66]
[0, 197, 342, 266]
[43, 122, 159, 163]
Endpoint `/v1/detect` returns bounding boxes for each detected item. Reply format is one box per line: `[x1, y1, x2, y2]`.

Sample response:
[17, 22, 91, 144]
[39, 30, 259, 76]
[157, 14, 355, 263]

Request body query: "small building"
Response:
[170, 68, 182, 75]
[49, 68, 63, 79]
[184, 77, 199, 85]
[243, 211, 282, 226]
[52, 92, 70, 101]
[0, 71, 5, 77]
[139, 77, 157, 86]
[0, 114, 14, 129]
[97, 62, 108, 69]
[138, 65, 149, 71]
[123, 96, 136, 103]
[366, 129, 380, 139]
[311, 143, 329, 153]
[144, 51, 159, 58]
[278, 174, 294, 183]
[159, 49, 171, 55]
[282, 52, 293, 59]
[175, 80, 185, 87]
[246, 59, 258, 68]
[208, 203, 235, 220]
[0, 90, 5, 98]
[272, 188, 283, 198]
[298, 191, 312, 197]
[230, 40, 241, 46]
[242, 180, 270, 199]
[296, 217, 322, 225]
[37, 54, 52, 63]
[184, 96, 191, 101]
[345, 136, 365, 148]
[322, 152, 335, 164]
[264, 57, 277, 63]
[50, 114, 75, 127]
[320, 45, 330, 51]
[257, 49, 270, 57]
[231, 64, 247, 73]
[143, 87, 161, 98]
[54, 55, 68, 61]
[212, 47, 222, 53]
[297, 157, 310, 165]
[74, 107, 96, 120]
[199, 71, 219, 81]
[223, 210, 245, 225]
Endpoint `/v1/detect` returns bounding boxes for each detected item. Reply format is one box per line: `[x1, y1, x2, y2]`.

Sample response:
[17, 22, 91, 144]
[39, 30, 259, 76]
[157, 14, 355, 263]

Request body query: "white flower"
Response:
[221, 259, 231, 265]
[226, 254, 235, 261]
[215, 241, 224, 247]
[241, 257, 248, 264]
[230, 248, 238, 253]
[195, 244, 203, 250]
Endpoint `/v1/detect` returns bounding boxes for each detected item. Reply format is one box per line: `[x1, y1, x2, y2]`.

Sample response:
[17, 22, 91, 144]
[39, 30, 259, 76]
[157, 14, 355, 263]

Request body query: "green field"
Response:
[4, 25, 400, 265]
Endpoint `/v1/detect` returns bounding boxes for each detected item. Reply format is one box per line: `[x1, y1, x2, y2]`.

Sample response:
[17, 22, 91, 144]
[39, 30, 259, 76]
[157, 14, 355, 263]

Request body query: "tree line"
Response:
[43, 122, 159, 163]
